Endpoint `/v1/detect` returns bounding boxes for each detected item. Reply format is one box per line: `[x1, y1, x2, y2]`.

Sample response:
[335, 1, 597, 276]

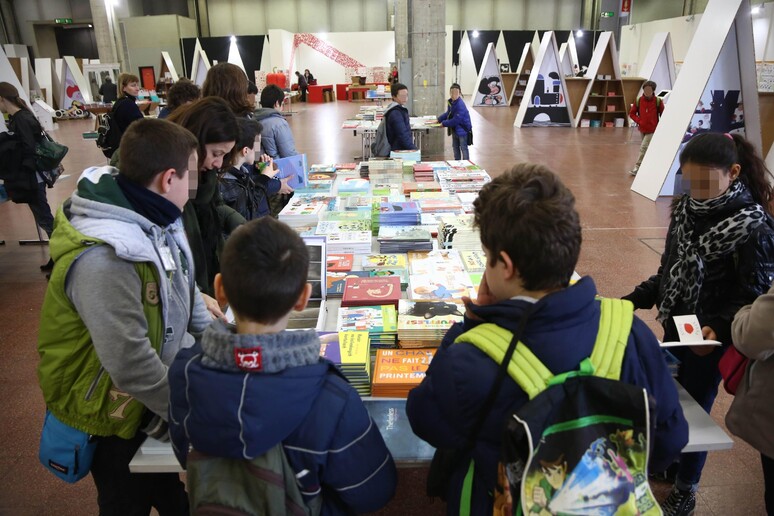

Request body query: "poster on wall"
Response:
[472, 43, 507, 106]
[515, 32, 573, 127]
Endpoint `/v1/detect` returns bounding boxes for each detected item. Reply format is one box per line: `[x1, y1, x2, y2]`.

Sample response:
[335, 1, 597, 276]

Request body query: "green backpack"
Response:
[456, 298, 660, 516]
[186, 443, 322, 516]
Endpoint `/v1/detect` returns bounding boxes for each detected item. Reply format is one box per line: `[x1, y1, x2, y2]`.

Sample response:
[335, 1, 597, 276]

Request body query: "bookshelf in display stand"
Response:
[509, 44, 535, 106]
[574, 32, 630, 128]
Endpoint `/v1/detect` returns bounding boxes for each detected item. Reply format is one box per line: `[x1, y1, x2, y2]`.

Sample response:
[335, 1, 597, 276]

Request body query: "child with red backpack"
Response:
[628, 80, 664, 176]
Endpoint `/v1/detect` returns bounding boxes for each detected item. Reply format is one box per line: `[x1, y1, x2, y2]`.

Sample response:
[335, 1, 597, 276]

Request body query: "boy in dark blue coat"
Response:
[168, 218, 397, 515]
[385, 83, 417, 152]
[437, 83, 472, 160]
[406, 164, 688, 515]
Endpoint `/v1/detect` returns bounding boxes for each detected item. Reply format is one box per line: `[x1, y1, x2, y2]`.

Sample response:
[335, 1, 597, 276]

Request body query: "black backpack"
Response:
[96, 101, 124, 158]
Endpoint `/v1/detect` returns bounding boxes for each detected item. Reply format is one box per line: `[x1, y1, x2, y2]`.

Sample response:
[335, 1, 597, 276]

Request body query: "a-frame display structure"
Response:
[471, 43, 508, 107]
[572, 32, 629, 128]
[190, 39, 211, 86]
[508, 43, 535, 106]
[631, 0, 759, 200]
[514, 31, 574, 127]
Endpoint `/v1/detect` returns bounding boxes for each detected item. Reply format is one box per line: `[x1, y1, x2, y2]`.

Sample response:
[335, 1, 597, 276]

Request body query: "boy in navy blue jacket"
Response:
[385, 83, 417, 152]
[406, 164, 688, 515]
[168, 218, 397, 514]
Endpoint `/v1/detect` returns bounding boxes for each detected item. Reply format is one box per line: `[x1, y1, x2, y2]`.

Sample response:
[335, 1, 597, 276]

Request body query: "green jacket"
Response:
[37, 209, 164, 438]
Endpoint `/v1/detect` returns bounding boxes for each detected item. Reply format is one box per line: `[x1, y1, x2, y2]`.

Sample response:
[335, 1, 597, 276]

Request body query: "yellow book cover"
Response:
[339, 331, 371, 373]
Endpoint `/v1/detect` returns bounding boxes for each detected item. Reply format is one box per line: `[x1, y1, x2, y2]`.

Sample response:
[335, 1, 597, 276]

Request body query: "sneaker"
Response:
[661, 486, 696, 516]
[629, 169, 638, 176]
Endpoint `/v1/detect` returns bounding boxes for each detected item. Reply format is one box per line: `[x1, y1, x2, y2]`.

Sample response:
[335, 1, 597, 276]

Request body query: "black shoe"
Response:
[661, 486, 696, 516]
[40, 258, 54, 271]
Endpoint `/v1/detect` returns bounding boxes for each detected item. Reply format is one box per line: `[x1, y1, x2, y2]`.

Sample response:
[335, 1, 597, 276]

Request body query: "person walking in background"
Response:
[296, 71, 308, 102]
[0, 82, 55, 271]
[437, 83, 472, 161]
[623, 132, 774, 515]
[98, 77, 117, 103]
[628, 80, 664, 176]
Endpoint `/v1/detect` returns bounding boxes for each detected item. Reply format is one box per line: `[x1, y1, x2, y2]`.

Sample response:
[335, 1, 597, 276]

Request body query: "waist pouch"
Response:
[39, 410, 97, 483]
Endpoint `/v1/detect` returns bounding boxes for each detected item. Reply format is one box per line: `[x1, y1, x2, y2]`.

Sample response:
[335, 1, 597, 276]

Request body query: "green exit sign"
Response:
[55, 18, 73, 24]
[601, 11, 615, 18]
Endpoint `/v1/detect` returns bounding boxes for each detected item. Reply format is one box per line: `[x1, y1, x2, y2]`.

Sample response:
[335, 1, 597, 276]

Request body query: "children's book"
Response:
[319, 331, 371, 395]
[274, 154, 308, 189]
[342, 276, 401, 308]
[408, 249, 465, 275]
[337, 305, 398, 334]
[326, 254, 354, 272]
[315, 219, 371, 234]
[460, 250, 486, 272]
[326, 271, 371, 297]
[408, 272, 474, 301]
[372, 348, 437, 397]
[361, 254, 409, 270]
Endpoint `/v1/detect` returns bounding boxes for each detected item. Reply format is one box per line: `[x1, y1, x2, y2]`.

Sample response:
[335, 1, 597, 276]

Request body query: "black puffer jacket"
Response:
[1, 109, 41, 203]
[624, 188, 774, 345]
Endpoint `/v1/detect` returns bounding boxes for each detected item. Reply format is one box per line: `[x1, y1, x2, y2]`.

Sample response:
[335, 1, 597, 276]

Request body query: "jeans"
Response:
[452, 133, 469, 161]
[633, 132, 653, 172]
[763, 453, 774, 515]
[671, 345, 724, 491]
[90, 432, 188, 516]
[27, 181, 54, 237]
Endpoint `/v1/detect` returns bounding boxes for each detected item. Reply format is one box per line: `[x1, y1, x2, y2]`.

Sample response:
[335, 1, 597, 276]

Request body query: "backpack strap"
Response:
[454, 298, 634, 399]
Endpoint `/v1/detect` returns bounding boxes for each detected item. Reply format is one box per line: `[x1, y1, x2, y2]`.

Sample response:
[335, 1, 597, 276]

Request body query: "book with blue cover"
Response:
[274, 153, 308, 189]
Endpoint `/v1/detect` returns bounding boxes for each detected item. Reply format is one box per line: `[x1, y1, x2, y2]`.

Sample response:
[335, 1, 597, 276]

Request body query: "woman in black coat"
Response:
[0, 82, 55, 270]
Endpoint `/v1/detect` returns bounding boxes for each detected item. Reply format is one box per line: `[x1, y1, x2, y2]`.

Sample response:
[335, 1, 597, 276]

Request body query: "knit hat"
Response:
[0, 82, 19, 99]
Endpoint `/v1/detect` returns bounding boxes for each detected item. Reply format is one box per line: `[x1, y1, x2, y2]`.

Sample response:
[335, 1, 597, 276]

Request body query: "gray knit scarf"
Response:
[658, 180, 765, 323]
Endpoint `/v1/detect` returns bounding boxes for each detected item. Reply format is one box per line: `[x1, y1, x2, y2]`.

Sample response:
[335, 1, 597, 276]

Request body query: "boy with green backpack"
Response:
[406, 163, 688, 515]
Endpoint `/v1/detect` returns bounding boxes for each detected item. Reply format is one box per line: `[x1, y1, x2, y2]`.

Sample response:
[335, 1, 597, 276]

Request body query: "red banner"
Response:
[621, 0, 632, 13]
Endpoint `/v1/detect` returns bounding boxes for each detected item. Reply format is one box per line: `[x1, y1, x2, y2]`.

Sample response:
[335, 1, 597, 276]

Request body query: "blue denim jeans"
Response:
[27, 181, 54, 237]
[452, 133, 469, 161]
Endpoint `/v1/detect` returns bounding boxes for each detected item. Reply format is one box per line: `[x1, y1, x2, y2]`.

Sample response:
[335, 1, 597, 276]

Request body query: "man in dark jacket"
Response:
[295, 71, 308, 102]
[385, 83, 417, 152]
[628, 80, 664, 176]
[407, 163, 688, 515]
[169, 218, 397, 515]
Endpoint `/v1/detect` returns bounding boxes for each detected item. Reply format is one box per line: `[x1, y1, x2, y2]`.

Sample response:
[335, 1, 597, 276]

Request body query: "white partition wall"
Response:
[631, 0, 760, 200]
[515, 31, 574, 127]
[559, 43, 573, 76]
[190, 39, 211, 86]
[60, 56, 92, 106]
[638, 32, 677, 95]
[35, 58, 54, 106]
[160, 52, 180, 82]
[471, 43, 507, 106]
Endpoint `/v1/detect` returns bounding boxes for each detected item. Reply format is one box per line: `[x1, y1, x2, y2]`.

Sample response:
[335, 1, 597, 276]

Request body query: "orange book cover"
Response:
[372, 348, 436, 385]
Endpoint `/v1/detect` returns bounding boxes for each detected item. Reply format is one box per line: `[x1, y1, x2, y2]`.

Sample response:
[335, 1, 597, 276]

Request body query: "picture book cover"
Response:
[409, 272, 474, 301]
[338, 178, 371, 193]
[377, 226, 433, 241]
[460, 250, 487, 272]
[315, 219, 371, 234]
[337, 305, 398, 333]
[372, 348, 436, 384]
[408, 250, 465, 275]
[318, 331, 370, 369]
[342, 276, 401, 307]
[369, 269, 409, 289]
[326, 271, 371, 297]
[361, 254, 409, 270]
[379, 202, 420, 215]
[324, 231, 372, 244]
[336, 163, 357, 170]
[326, 254, 354, 272]
[274, 153, 308, 189]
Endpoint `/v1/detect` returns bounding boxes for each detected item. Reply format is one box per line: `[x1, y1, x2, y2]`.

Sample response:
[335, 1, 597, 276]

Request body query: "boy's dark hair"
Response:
[680, 132, 774, 215]
[247, 81, 258, 95]
[473, 164, 581, 291]
[119, 118, 198, 186]
[642, 80, 657, 91]
[168, 96, 239, 171]
[167, 79, 201, 112]
[450, 83, 461, 92]
[236, 118, 263, 150]
[202, 63, 252, 117]
[221, 218, 310, 324]
[391, 83, 408, 98]
[260, 84, 285, 108]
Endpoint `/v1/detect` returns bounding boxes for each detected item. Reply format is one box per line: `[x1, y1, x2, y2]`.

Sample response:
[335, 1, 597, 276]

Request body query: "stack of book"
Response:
[436, 169, 492, 193]
[379, 202, 420, 226]
[417, 197, 463, 214]
[326, 271, 370, 297]
[377, 226, 433, 253]
[324, 231, 372, 254]
[371, 348, 437, 397]
[278, 194, 334, 227]
[326, 254, 354, 272]
[456, 192, 478, 213]
[338, 178, 371, 195]
[437, 214, 480, 251]
[397, 300, 464, 348]
[336, 163, 357, 171]
[337, 305, 398, 348]
[341, 276, 401, 308]
[316, 219, 371, 235]
[361, 254, 409, 270]
[413, 163, 435, 182]
[403, 181, 442, 194]
[319, 331, 371, 395]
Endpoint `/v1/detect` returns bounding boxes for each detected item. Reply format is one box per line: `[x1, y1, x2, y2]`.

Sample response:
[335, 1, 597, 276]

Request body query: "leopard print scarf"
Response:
[658, 180, 765, 323]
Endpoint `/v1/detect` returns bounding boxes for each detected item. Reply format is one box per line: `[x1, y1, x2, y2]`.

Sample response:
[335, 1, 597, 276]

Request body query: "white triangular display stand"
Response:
[495, 32, 509, 71]
[458, 31, 476, 99]
[159, 52, 179, 82]
[515, 31, 574, 127]
[507, 43, 535, 106]
[571, 32, 621, 127]
[631, 0, 760, 200]
[559, 43, 574, 77]
[638, 32, 677, 96]
[35, 58, 55, 107]
[227, 38, 247, 74]
[60, 55, 92, 106]
[190, 39, 211, 86]
[471, 43, 508, 106]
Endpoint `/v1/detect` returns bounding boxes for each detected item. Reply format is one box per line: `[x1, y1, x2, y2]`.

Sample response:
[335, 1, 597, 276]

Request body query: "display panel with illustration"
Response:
[521, 33, 572, 127]
[472, 43, 507, 107]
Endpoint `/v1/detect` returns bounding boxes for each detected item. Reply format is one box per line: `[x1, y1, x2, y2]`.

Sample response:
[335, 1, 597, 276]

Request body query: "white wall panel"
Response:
[330, 0, 363, 33]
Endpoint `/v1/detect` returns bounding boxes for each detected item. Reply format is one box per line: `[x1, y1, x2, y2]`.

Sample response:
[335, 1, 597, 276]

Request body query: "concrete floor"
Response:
[0, 98, 765, 515]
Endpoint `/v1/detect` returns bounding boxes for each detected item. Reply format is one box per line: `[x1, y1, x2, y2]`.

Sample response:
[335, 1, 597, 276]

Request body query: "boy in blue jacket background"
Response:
[437, 83, 472, 160]
[406, 163, 688, 515]
[385, 83, 418, 153]
[168, 217, 397, 514]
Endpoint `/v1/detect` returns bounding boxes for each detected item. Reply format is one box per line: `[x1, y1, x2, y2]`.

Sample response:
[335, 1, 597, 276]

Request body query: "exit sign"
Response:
[55, 18, 73, 24]
[601, 11, 615, 18]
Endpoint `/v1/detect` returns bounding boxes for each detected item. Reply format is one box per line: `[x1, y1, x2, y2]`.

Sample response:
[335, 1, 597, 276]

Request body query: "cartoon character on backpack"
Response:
[528, 455, 567, 515]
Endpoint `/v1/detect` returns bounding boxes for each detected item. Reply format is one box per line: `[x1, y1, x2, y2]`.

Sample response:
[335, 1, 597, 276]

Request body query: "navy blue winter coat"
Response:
[384, 102, 416, 152]
[406, 277, 688, 515]
[437, 96, 472, 138]
[169, 324, 397, 515]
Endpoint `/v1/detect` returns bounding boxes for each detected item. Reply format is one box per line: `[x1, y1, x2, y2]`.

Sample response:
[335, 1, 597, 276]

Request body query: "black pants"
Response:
[763, 453, 774, 515]
[300, 85, 307, 101]
[27, 181, 54, 237]
[90, 432, 188, 516]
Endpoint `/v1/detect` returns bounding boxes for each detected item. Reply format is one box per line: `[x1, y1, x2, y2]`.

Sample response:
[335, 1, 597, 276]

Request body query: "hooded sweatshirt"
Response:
[169, 321, 397, 515]
[37, 166, 211, 436]
[253, 107, 299, 159]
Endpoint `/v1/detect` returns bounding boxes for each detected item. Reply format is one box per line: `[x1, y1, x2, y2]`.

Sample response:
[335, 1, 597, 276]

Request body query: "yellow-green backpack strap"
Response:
[589, 298, 634, 381]
[454, 323, 553, 400]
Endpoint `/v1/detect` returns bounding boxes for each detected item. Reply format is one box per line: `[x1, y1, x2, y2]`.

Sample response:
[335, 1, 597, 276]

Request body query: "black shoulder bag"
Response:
[426, 306, 534, 499]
